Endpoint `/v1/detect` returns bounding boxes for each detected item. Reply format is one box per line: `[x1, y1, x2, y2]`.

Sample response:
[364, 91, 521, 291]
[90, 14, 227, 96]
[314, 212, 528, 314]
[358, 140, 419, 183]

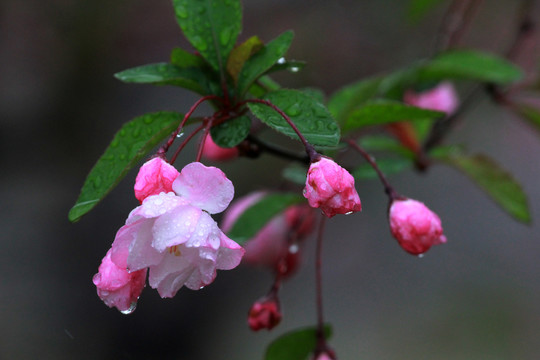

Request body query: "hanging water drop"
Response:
[120, 302, 137, 315]
[277, 57, 286, 64]
[176, 131, 184, 138]
[289, 66, 300, 73]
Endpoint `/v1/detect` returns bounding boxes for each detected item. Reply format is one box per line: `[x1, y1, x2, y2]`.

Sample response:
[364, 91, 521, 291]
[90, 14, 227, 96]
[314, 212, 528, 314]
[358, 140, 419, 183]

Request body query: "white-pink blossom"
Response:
[389, 198, 447, 255]
[107, 162, 244, 299]
[134, 157, 179, 203]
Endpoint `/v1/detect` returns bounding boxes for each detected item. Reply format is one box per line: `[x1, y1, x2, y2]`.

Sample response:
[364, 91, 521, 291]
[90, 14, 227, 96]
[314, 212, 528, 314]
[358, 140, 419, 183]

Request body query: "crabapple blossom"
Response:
[304, 157, 362, 218]
[134, 157, 179, 203]
[221, 192, 315, 276]
[248, 295, 282, 331]
[202, 134, 239, 161]
[389, 198, 447, 255]
[404, 81, 459, 115]
[105, 162, 244, 300]
[93, 249, 146, 313]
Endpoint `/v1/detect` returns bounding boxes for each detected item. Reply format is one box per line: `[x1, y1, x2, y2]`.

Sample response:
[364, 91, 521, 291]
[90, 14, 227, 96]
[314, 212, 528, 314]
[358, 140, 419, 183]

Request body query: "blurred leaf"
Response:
[210, 115, 251, 148]
[419, 50, 523, 84]
[407, 0, 446, 23]
[265, 325, 332, 360]
[300, 87, 326, 104]
[513, 103, 540, 132]
[359, 135, 416, 158]
[237, 31, 294, 96]
[343, 100, 444, 132]
[327, 77, 382, 124]
[248, 89, 341, 146]
[170, 48, 206, 68]
[172, 0, 242, 72]
[437, 153, 531, 223]
[114, 63, 209, 94]
[248, 75, 281, 98]
[227, 193, 305, 245]
[69, 112, 183, 222]
[227, 36, 264, 82]
[353, 157, 412, 179]
[282, 164, 308, 185]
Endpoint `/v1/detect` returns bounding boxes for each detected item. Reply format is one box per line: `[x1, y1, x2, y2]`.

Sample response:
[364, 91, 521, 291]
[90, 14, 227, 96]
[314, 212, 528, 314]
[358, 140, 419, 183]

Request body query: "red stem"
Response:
[315, 215, 327, 343]
[195, 117, 215, 162]
[170, 123, 206, 165]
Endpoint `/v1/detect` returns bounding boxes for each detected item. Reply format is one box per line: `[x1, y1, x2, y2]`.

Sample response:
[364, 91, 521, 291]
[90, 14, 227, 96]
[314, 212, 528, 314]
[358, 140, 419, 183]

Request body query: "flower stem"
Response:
[195, 117, 214, 162]
[170, 123, 205, 165]
[315, 215, 327, 345]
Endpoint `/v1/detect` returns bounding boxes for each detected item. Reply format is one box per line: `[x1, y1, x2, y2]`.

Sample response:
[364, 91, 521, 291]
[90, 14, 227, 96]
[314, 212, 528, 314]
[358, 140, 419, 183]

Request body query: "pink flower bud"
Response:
[134, 157, 179, 203]
[248, 295, 282, 331]
[202, 134, 239, 161]
[404, 82, 459, 116]
[93, 249, 147, 313]
[389, 199, 447, 255]
[314, 352, 335, 360]
[303, 157, 362, 218]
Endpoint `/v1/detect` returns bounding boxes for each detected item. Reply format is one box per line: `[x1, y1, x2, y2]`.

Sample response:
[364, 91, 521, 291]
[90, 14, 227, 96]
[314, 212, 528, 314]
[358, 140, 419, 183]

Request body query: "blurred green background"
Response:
[1, 0, 540, 359]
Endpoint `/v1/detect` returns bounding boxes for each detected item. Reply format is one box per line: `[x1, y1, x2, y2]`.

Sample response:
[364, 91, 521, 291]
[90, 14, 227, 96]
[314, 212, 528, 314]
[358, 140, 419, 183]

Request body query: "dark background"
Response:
[2, 1, 540, 359]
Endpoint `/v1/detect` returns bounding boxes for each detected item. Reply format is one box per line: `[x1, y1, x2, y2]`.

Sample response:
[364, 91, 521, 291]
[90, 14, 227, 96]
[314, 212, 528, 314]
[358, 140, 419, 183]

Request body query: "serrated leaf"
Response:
[419, 50, 523, 84]
[210, 115, 251, 148]
[236, 31, 294, 96]
[248, 89, 341, 146]
[172, 0, 242, 72]
[69, 112, 182, 222]
[226, 36, 263, 83]
[343, 100, 444, 132]
[353, 157, 412, 179]
[438, 153, 531, 223]
[513, 103, 540, 133]
[265, 325, 332, 360]
[114, 63, 211, 94]
[227, 193, 305, 245]
[170, 48, 206, 68]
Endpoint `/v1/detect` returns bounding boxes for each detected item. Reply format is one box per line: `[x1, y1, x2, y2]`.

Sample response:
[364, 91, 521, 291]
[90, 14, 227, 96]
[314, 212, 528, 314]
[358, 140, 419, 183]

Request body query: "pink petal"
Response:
[216, 232, 245, 270]
[151, 204, 202, 252]
[129, 192, 188, 222]
[134, 157, 179, 203]
[172, 162, 234, 214]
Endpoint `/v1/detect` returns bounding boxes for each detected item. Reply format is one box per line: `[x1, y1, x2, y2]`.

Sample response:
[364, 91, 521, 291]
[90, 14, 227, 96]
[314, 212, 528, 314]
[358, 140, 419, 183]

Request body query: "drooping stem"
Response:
[158, 95, 221, 156]
[347, 140, 400, 201]
[314, 215, 327, 345]
[435, 0, 484, 53]
[244, 135, 311, 164]
[242, 99, 319, 162]
[195, 117, 214, 162]
[169, 123, 205, 165]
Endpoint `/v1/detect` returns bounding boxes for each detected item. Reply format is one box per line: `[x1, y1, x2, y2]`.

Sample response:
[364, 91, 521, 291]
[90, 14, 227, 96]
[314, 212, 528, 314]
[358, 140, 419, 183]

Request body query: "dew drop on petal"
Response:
[289, 244, 299, 253]
[120, 302, 137, 315]
[417, 254, 425, 259]
[345, 211, 353, 215]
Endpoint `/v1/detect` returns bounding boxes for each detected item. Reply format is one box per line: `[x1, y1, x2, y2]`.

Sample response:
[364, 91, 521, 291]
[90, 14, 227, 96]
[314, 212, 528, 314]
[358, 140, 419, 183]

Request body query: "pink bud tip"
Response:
[303, 157, 362, 218]
[134, 157, 179, 203]
[389, 199, 447, 255]
[403, 82, 459, 116]
[248, 296, 282, 331]
[202, 135, 239, 161]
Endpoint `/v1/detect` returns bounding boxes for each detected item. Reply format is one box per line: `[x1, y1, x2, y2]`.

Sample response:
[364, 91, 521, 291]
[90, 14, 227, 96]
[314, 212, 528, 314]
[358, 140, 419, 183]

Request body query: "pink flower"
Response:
[109, 162, 244, 299]
[202, 134, 239, 161]
[93, 249, 146, 313]
[389, 198, 447, 255]
[313, 352, 335, 360]
[134, 157, 179, 203]
[248, 295, 282, 331]
[404, 82, 459, 115]
[221, 192, 315, 276]
[303, 157, 362, 218]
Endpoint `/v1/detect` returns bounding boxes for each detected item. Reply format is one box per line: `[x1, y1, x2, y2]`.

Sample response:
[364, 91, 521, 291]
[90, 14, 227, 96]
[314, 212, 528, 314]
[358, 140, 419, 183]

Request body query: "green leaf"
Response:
[236, 31, 294, 96]
[407, 0, 446, 23]
[114, 63, 210, 94]
[343, 100, 444, 132]
[438, 153, 531, 223]
[227, 193, 305, 245]
[327, 77, 382, 124]
[170, 48, 206, 68]
[300, 87, 326, 104]
[265, 325, 332, 360]
[353, 157, 412, 179]
[69, 112, 182, 222]
[513, 103, 540, 132]
[248, 89, 341, 146]
[419, 50, 523, 84]
[358, 135, 416, 159]
[210, 115, 251, 148]
[226, 36, 264, 83]
[172, 0, 242, 72]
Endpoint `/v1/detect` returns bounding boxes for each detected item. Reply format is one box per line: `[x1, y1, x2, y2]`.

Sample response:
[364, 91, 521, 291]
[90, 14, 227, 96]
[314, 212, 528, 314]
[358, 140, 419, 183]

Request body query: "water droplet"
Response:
[154, 198, 163, 206]
[119, 154, 127, 160]
[417, 254, 425, 259]
[192, 36, 208, 51]
[120, 302, 137, 315]
[132, 127, 141, 138]
[289, 244, 299, 253]
[285, 103, 301, 116]
[119, 129, 126, 137]
[277, 57, 286, 64]
[219, 27, 232, 46]
[93, 176, 102, 188]
[176, 5, 188, 18]
[143, 117, 154, 124]
[345, 211, 353, 215]
[110, 139, 119, 148]
[289, 66, 300, 73]
[176, 131, 184, 138]
[199, 286, 205, 290]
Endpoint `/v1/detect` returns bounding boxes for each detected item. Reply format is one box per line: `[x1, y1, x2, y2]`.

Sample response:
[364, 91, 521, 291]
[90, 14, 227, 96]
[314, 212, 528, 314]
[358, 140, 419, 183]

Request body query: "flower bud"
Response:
[202, 134, 239, 161]
[389, 198, 447, 255]
[134, 157, 179, 203]
[248, 295, 282, 331]
[93, 249, 147, 313]
[303, 157, 362, 218]
[403, 82, 459, 115]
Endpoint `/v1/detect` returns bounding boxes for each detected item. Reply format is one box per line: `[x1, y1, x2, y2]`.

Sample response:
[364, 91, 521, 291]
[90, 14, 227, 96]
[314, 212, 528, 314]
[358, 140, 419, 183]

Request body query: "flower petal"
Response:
[152, 204, 202, 252]
[172, 162, 234, 214]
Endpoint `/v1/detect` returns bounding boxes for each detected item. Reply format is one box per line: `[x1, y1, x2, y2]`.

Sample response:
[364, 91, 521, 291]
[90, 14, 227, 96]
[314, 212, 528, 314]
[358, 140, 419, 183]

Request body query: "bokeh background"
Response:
[2, 0, 540, 359]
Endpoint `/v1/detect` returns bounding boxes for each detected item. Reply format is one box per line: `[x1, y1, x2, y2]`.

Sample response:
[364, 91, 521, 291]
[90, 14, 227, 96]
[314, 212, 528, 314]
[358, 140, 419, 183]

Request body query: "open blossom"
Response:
[389, 198, 447, 255]
[222, 192, 315, 276]
[248, 295, 282, 331]
[93, 249, 146, 313]
[404, 82, 459, 115]
[303, 157, 362, 218]
[98, 162, 244, 302]
[134, 157, 179, 203]
[202, 134, 239, 161]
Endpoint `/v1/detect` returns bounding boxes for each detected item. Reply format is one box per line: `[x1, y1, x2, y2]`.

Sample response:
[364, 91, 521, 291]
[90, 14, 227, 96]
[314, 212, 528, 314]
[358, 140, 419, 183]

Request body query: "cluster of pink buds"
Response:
[93, 158, 244, 312]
